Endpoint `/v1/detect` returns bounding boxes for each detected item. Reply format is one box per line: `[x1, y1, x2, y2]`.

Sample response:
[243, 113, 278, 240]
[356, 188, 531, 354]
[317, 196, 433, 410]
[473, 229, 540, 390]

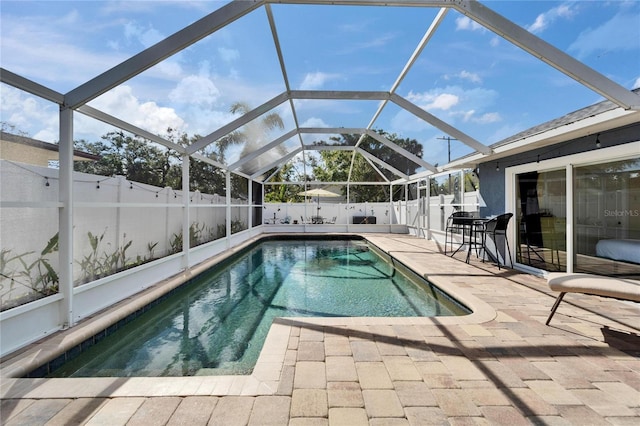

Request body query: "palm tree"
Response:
[216, 102, 285, 170]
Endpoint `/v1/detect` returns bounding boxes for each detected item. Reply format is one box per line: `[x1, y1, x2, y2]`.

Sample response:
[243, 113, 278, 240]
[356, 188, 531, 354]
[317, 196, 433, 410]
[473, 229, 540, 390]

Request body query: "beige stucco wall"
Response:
[0, 137, 94, 167]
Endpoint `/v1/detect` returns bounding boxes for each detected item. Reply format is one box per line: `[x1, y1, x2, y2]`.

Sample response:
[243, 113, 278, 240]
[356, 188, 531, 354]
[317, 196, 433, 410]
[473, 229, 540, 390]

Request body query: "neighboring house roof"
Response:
[0, 131, 100, 163]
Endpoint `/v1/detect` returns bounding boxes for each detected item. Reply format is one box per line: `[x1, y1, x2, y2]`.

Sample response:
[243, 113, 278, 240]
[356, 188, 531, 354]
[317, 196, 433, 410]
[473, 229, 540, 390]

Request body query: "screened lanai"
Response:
[1, 0, 639, 357]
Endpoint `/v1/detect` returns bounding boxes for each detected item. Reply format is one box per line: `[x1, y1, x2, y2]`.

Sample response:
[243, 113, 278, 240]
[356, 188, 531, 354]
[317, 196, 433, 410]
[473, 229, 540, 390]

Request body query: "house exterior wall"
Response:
[478, 122, 640, 217]
[0, 133, 96, 167]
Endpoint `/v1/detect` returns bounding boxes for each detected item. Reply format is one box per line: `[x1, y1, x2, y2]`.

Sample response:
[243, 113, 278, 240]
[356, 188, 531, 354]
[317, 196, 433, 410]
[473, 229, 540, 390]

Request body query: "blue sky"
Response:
[1, 0, 639, 168]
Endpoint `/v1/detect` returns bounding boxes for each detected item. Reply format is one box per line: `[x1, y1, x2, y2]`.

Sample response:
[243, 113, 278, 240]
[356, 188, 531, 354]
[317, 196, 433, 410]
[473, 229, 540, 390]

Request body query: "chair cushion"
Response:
[547, 273, 640, 302]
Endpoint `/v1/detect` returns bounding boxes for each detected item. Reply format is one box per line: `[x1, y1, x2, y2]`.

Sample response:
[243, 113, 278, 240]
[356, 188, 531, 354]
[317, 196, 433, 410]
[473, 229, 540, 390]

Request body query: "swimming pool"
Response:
[40, 237, 469, 378]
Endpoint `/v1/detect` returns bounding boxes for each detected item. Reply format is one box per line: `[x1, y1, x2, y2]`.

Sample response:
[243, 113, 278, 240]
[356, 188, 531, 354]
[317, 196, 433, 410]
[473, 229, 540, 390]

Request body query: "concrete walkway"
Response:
[2, 234, 639, 425]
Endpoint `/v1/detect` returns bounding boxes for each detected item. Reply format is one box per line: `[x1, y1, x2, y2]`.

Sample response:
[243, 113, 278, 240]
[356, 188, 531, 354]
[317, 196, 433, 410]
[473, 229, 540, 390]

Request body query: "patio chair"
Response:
[280, 216, 291, 224]
[326, 216, 337, 224]
[520, 214, 564, 270]
[479, 213, 514, 270]
[444, 211, 473, 255]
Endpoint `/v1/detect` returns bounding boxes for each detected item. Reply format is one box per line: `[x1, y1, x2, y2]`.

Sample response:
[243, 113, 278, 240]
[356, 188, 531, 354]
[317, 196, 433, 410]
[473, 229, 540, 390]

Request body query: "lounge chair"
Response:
[545, 272, 640, 325]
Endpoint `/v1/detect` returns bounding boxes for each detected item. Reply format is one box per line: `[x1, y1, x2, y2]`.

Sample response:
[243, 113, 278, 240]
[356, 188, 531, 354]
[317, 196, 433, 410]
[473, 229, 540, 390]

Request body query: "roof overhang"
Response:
[448, 106, 640, 169]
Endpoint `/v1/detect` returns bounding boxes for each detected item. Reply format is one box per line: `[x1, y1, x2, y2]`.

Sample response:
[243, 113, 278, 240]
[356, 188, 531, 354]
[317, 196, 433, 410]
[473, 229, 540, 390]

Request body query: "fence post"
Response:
[116, 176, 124, 255]
[226, 171, 231, 247]
[59, 107, 74, 328]
[165, 186, 171, 258]
[181, 156, 190, 269]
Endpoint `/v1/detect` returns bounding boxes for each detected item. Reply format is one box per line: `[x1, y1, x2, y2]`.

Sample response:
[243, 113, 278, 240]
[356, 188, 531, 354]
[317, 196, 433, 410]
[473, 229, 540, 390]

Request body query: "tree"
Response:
[74, 129, 232, 196]
[74, 131, 177, 187]
[164, 128, 226, 195]
[312, 131, 424, 202]
[1, 121, 30, 137]
[264, 162, 300, 202]
[74, 131, 178, 188]
[215, 102, 285, 170]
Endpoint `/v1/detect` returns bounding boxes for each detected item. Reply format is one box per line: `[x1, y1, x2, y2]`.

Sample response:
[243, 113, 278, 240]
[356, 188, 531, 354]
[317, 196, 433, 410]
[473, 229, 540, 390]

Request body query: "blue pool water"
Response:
[45, 238, 469, 377]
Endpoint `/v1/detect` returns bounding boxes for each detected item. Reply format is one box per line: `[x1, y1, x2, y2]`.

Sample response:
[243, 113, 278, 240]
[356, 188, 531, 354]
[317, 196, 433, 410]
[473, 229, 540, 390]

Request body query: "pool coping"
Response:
[0, 233, 496, 399]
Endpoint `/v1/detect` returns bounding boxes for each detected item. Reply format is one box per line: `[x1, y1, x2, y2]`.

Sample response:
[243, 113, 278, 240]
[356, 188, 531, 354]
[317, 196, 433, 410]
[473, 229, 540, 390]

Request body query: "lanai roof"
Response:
[2, 0, 639, 185]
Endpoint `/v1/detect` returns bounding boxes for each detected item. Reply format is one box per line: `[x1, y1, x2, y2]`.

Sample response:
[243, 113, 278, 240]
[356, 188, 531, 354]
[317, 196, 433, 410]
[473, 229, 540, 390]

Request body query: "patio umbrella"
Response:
[298, 188, 341, 217]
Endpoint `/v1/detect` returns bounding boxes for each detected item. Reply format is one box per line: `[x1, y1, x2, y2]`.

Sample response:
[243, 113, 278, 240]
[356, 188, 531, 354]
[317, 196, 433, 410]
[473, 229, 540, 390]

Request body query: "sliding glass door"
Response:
[515, 170, 567, 271]
[574, 158, 640, 276]
[508, 142, 640, 277]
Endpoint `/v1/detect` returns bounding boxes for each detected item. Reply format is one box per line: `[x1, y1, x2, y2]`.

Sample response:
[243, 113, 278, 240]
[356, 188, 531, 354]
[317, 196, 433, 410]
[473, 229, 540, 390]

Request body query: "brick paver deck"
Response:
[2, 234, 638, 425]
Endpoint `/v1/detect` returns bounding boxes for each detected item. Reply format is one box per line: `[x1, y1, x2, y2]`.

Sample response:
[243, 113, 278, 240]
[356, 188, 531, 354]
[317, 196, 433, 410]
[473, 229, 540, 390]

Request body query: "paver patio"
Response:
[1, 234, 638, 425]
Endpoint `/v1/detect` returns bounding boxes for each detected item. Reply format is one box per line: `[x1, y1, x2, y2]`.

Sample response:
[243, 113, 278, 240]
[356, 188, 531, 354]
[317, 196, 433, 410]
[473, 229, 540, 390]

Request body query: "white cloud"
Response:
[446, 108, 501, 129]
[121, 20, 183, 77]
[338, 21, 369, 33]
[0, 15, 126, 90]
[473, 112, 502, 124]
[59, 9, 80, 25]
[445, 71, 482, 84]
[430, 93, 459, 110]
[218, 47, 240, 63]
[157, 61, 184, 78]
[175, 107, 237, 140]
[455, 16, 484, 32]
[460, 110, 475, 123]
[346, 33, 397, 52]
[298, 118, 331, 145]
[0, 86, 59, 142]
[301, 117, 330, 128]
[169, 75, 221, 106]
[633, 77, 640, 90]
[400, 86, 500, 134]
[407, 91, 459, 111]
[100, 0, 211, 15]
[124, 21, 164, 48]
[90, 86, 185, 135]
[527, 3, 575, 34]
[460, 71, 482, 84]
[299, 72, 341, 90]
[568, 11, 640, 59]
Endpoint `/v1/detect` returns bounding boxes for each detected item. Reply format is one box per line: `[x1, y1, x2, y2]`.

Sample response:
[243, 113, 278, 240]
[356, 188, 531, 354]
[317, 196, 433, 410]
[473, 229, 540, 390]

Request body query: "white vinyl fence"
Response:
[0, 160, 247, 304]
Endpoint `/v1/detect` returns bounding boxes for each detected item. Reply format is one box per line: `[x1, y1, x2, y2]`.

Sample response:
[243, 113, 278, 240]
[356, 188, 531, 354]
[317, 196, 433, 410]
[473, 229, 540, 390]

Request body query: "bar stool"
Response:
[480, 213, 514, 270]
[444, 211, 472, 255]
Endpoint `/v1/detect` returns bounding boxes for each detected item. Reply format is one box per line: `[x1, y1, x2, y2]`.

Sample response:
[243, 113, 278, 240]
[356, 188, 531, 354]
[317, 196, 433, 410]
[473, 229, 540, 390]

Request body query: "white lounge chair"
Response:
[545, 273, 640, 325]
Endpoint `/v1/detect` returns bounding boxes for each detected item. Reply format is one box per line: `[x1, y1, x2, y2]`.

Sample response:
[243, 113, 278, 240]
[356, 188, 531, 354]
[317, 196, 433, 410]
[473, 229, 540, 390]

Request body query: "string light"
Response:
[96, 181, 100, 189]
[595, 133, 601, 148]
[45, 177, 50, 187]
[495, 162, 500, 172]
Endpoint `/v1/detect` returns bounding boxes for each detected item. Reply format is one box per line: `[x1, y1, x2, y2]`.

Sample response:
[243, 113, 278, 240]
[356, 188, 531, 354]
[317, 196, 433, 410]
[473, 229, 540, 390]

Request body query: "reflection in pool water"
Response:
[46, 238, 469, 377]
